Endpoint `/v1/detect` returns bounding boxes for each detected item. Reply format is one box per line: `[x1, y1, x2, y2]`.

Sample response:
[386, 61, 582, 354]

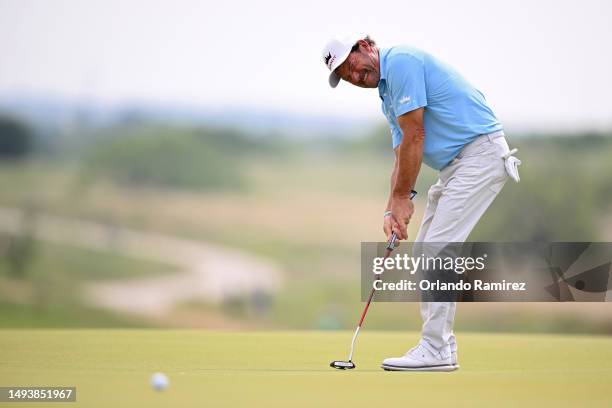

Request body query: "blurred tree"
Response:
[0, 116, 34, 160]
[82, 126, 247, 191]
[4, 207, 38, 279]
[348, 123, 394, 154]
[471, 134, 612, 241]
[5, 233, 36, 278]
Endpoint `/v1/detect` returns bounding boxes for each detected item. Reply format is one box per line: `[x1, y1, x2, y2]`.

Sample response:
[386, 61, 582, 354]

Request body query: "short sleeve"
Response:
[386, 54, 427, 117]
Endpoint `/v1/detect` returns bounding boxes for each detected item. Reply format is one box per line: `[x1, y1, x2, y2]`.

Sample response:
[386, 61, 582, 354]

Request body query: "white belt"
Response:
[456, 131, 505, 159]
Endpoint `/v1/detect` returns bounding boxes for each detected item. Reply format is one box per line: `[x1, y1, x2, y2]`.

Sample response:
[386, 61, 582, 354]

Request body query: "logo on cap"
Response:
[324, 52, 336, 70]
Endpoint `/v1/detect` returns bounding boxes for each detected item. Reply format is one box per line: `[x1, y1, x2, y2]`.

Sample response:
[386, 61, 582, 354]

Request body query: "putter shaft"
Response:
[347, 232, 398, 361]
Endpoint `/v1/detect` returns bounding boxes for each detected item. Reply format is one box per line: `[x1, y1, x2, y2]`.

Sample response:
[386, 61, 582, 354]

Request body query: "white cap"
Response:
[322, 37, 358, 88]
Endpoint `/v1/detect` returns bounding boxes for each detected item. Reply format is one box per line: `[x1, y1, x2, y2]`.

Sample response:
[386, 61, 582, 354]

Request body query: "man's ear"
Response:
[356, 39, 369, 50]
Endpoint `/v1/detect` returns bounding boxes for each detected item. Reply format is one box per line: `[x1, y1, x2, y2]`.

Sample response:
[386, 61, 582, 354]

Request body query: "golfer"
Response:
[322, 36, 520, 371]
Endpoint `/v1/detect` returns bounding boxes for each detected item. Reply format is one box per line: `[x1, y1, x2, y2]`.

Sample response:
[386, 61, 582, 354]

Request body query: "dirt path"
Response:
[0, 207, 282, 319]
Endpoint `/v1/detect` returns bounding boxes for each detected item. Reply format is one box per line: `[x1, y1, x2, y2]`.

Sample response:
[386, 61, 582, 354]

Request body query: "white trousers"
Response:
[414, 131, 510, 352]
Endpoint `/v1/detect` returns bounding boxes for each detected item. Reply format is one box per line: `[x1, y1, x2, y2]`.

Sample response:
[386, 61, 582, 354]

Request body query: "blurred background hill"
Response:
[1, 0, 611, 334]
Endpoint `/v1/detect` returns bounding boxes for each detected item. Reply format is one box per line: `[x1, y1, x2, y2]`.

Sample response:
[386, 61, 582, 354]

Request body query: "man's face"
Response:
[335, 41, 380, 88]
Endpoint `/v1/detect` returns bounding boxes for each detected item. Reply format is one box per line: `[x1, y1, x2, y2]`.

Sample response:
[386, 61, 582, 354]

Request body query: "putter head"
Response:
[330, 360, 356, 370]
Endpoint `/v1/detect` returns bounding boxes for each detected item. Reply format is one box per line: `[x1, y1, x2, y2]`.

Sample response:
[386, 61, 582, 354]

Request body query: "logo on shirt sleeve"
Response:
[399, 96, 411, 104]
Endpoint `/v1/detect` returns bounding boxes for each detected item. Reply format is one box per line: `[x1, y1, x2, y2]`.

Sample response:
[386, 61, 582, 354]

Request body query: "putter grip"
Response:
[386, 232, 398, 251]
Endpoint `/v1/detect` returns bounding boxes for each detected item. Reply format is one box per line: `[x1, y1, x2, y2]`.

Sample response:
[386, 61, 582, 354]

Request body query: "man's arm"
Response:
[389, 107, 425, 239]
[383, 152, 400, 241]
[385, 153, 399, 212]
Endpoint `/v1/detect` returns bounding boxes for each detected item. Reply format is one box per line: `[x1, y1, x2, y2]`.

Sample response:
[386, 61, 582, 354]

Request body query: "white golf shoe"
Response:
[381, 341, 456, 372]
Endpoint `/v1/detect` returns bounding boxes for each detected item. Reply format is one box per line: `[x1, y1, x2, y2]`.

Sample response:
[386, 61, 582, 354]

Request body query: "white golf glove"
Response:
[502, 148, 521, 183]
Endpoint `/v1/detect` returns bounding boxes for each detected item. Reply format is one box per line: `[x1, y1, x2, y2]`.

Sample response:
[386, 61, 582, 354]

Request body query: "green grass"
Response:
[0, 240, 178, 282]
[0, 302, 150, 328]
[45, 240, 176, 281]
[0, 240, 178, 327]
[0, 330, 610, 407]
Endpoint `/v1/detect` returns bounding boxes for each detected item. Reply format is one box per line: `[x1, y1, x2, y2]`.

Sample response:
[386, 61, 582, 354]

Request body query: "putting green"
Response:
[0, 330, 610, 407]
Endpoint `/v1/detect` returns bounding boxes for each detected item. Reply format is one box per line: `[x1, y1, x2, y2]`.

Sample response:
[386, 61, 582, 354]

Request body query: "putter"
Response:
[330, 232, 398, 370]
[330, 190, 416, 370]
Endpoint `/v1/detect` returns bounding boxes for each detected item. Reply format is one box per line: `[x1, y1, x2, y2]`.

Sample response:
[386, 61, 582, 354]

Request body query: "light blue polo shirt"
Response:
[378, 46, 503, 170]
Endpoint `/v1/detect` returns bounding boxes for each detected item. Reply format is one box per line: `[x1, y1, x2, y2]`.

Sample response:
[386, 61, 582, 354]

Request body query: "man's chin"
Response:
[368, 75, 380, 88]
[366, 80, 379, 88]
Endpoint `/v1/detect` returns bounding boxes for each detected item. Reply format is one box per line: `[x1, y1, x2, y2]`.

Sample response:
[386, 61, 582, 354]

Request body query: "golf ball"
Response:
[150, 372, 169, 391]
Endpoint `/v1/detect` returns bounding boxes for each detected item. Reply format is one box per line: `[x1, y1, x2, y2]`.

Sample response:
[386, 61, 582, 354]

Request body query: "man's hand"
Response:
[383, 213, 401, 242]
[389, 194, 414, 240]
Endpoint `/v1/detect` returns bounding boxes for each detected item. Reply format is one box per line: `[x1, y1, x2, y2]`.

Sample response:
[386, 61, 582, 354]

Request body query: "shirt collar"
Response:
[378, 47, 391, 99]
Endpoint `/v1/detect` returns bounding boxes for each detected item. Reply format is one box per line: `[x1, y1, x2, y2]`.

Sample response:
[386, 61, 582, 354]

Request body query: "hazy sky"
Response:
[1, 0, 611, 129]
